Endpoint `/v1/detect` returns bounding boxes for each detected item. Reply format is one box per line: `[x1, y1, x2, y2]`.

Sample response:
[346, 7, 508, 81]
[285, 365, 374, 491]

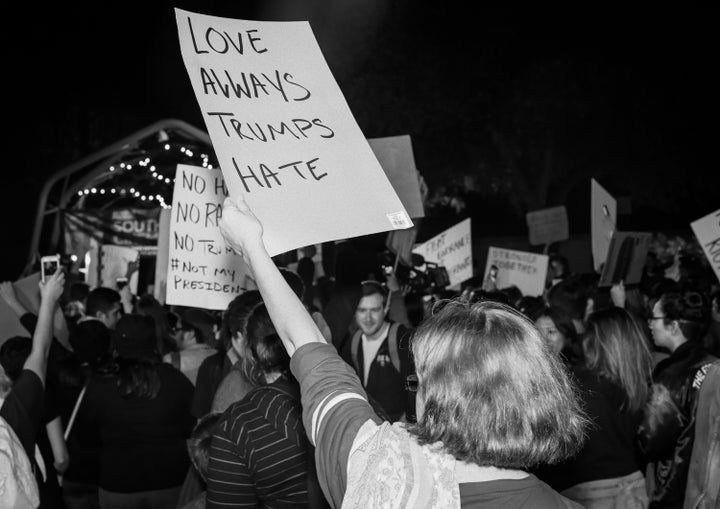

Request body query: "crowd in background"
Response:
[0, 224, 718, 509]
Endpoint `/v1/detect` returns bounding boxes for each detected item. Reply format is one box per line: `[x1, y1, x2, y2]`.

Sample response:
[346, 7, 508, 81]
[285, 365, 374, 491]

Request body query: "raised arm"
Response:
[219, 197, 325, 356]
[24, 270, 65, 386]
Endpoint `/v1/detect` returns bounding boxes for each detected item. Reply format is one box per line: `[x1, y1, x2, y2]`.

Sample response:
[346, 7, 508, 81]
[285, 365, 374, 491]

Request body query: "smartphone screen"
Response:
[41, 257, 60, 282]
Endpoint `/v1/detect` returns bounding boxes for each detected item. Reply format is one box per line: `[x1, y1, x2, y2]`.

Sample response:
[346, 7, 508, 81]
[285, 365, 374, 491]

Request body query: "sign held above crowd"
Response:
[166, 165, 253, 310]
[368, 135, 425, 219]
[691, 208, 720, 283]
[525, 206, 569, 246]
[591, 179, 617, 272]
[597, 232, 652, 287]
[176, 9, 412, 256]
[483, 247, 548, 297]
[413, 218, 472, 289]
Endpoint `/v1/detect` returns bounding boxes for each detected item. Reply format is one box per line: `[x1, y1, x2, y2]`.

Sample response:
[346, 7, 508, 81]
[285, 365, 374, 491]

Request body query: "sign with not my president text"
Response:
[166, 165, 252, 310]
[176, 9, 412, 256]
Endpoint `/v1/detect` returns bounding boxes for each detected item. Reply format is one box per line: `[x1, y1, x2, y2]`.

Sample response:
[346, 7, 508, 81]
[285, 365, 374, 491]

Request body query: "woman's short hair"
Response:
[409, 299, 586, 468]
[583, 307, 653, 412]
[659, 290, 710, 342]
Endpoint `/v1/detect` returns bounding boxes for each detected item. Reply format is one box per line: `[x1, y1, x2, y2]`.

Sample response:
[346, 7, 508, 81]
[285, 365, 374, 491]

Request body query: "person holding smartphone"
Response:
[0, 270, 65, 507]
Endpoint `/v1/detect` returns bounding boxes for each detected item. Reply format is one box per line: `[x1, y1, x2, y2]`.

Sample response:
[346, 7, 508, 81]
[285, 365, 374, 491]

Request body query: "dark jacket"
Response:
[341, 321, 414, 423]
[637, 341, 718, 508]
[683, 360, 720, 509]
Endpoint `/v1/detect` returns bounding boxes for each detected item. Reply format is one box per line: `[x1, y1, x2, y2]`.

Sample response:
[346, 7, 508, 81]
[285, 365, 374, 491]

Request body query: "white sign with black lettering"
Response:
[166, 165, 252, 310]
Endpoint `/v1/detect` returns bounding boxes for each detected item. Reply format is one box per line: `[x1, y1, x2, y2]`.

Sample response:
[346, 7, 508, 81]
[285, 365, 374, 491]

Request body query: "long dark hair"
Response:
[245, 303, 292, 384]
[106, 314, 162, 399]
[111, 357, 161, 399]
[583, 307, 653, 411]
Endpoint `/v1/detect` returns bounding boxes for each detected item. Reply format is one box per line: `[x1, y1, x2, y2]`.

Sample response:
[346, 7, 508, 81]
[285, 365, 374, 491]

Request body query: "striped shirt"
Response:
[206, 376, 309, 508]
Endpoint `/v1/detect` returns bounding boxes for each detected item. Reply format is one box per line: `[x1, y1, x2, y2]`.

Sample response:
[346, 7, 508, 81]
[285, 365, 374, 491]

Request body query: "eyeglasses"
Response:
[647, 316, 666, 322]
[404, 374, 418, 393]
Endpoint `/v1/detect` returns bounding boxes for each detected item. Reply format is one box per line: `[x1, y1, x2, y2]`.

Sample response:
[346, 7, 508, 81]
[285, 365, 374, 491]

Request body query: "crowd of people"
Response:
[0, 196, 718, 509]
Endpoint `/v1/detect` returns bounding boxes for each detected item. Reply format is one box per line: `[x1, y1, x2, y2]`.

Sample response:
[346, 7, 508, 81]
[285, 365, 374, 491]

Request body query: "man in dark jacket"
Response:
[340, 280, 414, 423]
[638, 290, 718, 508]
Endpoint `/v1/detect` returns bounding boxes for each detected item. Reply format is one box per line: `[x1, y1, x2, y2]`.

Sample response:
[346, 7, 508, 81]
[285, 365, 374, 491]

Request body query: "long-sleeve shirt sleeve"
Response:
[290, 343, 382, 508]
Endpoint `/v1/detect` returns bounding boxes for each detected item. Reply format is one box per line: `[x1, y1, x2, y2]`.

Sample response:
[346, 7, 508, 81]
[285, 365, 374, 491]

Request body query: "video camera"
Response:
[377, 251, 450, 296]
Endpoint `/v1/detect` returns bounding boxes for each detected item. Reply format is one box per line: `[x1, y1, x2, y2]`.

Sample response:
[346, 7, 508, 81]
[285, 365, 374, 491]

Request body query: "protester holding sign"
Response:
[206, 303, 325, 508]
[217, 195, 586, 508]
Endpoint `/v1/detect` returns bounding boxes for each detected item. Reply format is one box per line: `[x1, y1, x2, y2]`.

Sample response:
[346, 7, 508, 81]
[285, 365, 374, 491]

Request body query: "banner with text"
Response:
[413, 218, 472, 288]
[526, 206, 569, 246]
[63, 208, 160, 259]
[167, 165, 253, 310]
[591, 179, 617, 272]
[484, 247, 548, 297]
[690, 208, 720, 283]
[176, 9, 412, 256]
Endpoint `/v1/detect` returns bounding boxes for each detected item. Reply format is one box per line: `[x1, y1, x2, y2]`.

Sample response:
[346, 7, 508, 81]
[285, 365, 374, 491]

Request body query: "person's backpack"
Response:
[349, 322, 402, 378]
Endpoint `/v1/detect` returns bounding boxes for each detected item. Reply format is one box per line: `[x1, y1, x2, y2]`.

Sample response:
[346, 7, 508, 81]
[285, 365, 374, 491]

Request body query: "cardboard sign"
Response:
[368, 135, 425, 218]
[591, 179, 617, 272]
[94, 245, 141, 294]
[166, 165, 253, 310]
[13, 273, 41, 314]
[154, 208, 172, 304]
[9, 272, 69, 349]
[0, 299, 31, 347]
[598, 232, 652, 287]
[484, 247, 549, 297]
[175, 9, 412, 256]
[386, 226, 419, 268]
[526, 206, 569, 246]
[413, 219, 472, 288]
[690, 208, 720, 283]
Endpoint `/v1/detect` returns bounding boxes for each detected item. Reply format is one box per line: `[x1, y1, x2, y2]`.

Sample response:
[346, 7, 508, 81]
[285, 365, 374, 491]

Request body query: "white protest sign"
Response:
[484, 247, 549, 297]
[175, 9, 412, 256]
[690, 208, 720, 283]
[153, 208, 171, 304]
[98, 245, 140, 294]
[167, 165, 253, 310]
[591, 179, 617, 272]
[413, 218, 472, 288]
[526, 206, 569, 246]
[368, 135, 425, 218]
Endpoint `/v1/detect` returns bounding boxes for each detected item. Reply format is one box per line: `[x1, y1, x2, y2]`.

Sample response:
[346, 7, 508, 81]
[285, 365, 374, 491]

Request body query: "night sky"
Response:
[3, 3, 719, 280]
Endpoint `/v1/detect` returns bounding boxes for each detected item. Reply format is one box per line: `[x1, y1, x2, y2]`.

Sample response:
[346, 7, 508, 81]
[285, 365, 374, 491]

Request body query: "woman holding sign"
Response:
[218, 196, 587, 509]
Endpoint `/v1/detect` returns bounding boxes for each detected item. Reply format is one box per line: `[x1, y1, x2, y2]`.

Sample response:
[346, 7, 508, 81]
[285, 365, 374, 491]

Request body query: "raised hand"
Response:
[39, 269, 65, 306]
[610, 280, 626, 309]
[218, 195, 264, 262]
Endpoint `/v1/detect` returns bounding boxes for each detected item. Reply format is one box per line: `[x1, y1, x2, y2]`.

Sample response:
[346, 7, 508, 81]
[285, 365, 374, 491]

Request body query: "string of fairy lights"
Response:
[76, 143, 216, 209]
